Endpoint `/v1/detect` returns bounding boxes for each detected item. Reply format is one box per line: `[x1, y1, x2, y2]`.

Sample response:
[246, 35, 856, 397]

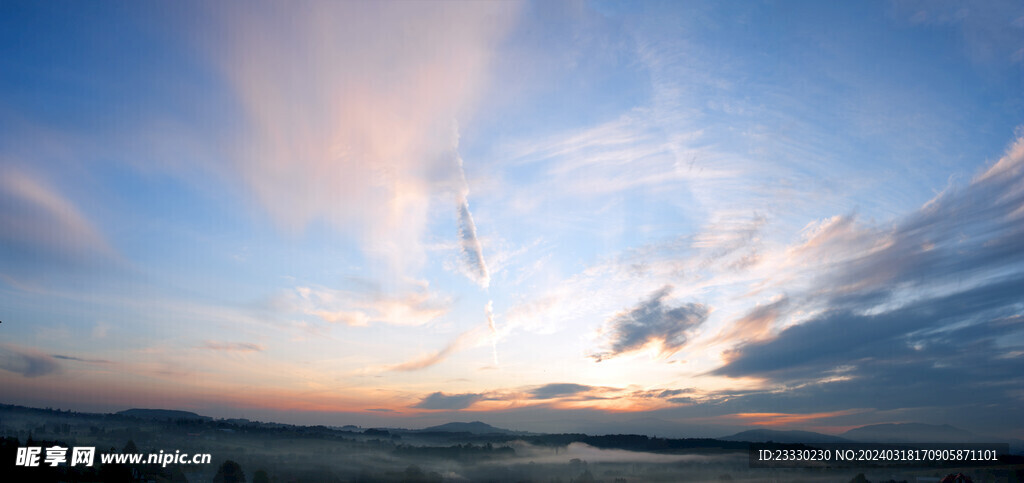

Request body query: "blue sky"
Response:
[1, 0, 1022, 438]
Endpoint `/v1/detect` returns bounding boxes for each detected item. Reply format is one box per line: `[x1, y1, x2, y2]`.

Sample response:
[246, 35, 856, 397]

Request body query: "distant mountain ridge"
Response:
[3, 403, 1020, 457]
[720, 429, 852, 444]
[4, 404, 1010, 450]
[117, 408, 211, 421]
[841, 423, 975, 443]
[720, 423, 982, 445]
[419, 421, 517, 434]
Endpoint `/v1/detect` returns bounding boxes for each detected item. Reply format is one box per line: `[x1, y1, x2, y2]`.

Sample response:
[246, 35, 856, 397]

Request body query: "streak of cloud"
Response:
[383, 301, 501, 372]
[293, 284, 449, 327]
[0, 344, 62, 378]
[453, 143, 492, 289]
[201, 342, 265, 353]
[485, 300, 498, 365]
[0, 167, 112, 260]
[456, 195, 491, 288]
[388, 327, 484, 372]
[656, 388, 695, 398]
[52, 355, 112, 364]
[715, 409, 866, 427]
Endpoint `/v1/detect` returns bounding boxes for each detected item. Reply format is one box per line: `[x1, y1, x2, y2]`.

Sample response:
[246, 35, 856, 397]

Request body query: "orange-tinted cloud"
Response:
[294, 284, 450, 327]
[387, 326, 487, 372]
[715, 409, 865, 427]
[712, 296, 788, 345]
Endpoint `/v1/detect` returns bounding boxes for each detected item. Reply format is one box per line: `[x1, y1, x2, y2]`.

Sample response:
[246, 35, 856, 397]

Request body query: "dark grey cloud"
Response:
[52, 354, 112, 364]
[822, 146, 1024, 303]
[693, 141, 1024, 435]
[412, 392, 483, 410]
[633, 311, 1024, 434]
[529, 383, 593, 399]
[592, 286, 708, 362]
[713, 140, 1024, 382]
[713, 275, 1023, 380]
[681, 312, 1024, 432]
[0, 345, 62, 377]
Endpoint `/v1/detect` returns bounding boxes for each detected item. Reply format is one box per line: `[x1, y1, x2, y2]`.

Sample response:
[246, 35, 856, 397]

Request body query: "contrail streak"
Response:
[451, 126, 496, 365]
[454, 150, 490, 289]
[485, 300, 498, 366]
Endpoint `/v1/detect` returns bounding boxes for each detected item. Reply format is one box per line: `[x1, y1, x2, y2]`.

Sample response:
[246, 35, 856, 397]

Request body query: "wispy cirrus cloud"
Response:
[0, 167, 112, 262]
[492, 111, 722, 222]
[292, 283, 449, 327]
[387, 325, 490, 372]
[893, 0, 1024, 64]
[201, 342, 264, 353]
[819, 138, 1024, 296]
